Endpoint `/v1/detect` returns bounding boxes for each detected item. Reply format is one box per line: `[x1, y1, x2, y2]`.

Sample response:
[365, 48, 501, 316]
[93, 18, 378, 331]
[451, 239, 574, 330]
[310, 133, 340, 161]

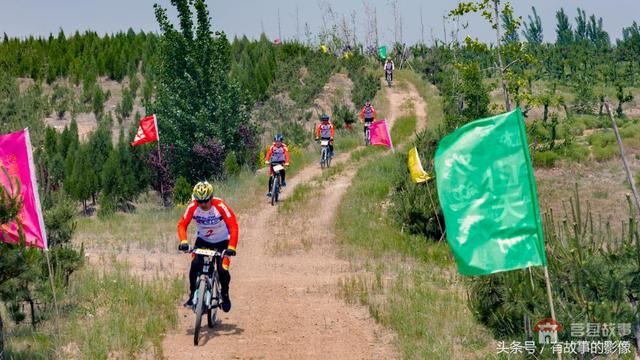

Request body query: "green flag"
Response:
[378, 46, 387, 59]
[434, 108, 546, 276]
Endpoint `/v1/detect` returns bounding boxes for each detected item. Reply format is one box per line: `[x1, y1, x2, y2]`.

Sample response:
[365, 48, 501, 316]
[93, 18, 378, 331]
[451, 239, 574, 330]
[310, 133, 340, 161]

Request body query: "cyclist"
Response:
[359, 100, 377, 141]
[315, 114, 335, 157]
[265, 134, 290, 197]
[177, 181, 238, 313]
[384, 58, 395, 82]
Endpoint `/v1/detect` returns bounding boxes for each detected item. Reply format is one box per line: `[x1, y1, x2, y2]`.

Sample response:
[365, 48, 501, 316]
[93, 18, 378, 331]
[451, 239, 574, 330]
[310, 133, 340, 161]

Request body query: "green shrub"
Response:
[587, 130, 616, 148]
[223, 151, 241, 177]
[331, 103, 355, 129]
[592, 144, 618, 161]
[172, 176, 192, 205]
[556, 143, 590, 162]
[533, 150, 559, 168]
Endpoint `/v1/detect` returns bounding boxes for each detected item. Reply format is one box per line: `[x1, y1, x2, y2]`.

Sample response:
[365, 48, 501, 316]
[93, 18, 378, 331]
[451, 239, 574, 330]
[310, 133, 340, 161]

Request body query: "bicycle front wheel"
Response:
[271, 175, 279, 205]
[193, 278, 206, 345]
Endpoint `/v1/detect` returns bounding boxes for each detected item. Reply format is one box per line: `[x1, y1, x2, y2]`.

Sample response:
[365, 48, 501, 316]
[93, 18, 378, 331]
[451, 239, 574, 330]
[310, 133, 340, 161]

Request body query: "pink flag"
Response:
[369, 119, 394, 150]
[0, 129, 47, 249]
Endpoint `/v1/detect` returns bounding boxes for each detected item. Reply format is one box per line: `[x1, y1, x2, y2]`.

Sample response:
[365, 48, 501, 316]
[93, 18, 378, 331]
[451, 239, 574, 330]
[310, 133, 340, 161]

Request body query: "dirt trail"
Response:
[161, 80, 426, 359]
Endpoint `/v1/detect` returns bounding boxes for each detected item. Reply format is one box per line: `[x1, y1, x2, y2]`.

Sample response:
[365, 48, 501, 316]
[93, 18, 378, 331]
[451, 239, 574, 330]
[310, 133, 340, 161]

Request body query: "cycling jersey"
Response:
[177, 197, 239, 251]
[315, 122, 335, 139]
[265, 143, 290, 164]
[360, 105, 376, 122]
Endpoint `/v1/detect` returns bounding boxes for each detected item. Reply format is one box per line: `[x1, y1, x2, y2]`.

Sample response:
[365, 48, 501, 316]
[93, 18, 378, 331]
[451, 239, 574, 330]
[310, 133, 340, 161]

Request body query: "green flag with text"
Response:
[434, 108, 546, 276]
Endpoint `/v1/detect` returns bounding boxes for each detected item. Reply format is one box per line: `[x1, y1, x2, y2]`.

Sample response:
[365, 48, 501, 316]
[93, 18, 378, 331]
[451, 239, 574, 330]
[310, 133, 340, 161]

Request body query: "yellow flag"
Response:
[408, 147, 432, 183]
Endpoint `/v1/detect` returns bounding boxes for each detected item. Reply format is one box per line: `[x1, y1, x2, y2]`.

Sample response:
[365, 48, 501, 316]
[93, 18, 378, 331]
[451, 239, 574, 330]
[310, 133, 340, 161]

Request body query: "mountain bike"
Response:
[319, 139, 331, 169]
[363, 122, 371, 146]
[270, 163, 285, 206]
[190, 247, 233, 346]
[385, 70, 393, 87]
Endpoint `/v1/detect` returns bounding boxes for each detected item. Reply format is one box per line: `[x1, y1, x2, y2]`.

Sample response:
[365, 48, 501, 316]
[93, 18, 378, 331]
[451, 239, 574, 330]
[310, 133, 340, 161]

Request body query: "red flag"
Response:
[131, 114, 159, 146]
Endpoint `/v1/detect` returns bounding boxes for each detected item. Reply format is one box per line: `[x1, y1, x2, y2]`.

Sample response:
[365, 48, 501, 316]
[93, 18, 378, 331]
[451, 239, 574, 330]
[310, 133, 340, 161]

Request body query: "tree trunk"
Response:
[493, 0, 511, 112]
[28, 298, 36, 330]
[0, 309, 4, 359]
[543, 103, 549, 122]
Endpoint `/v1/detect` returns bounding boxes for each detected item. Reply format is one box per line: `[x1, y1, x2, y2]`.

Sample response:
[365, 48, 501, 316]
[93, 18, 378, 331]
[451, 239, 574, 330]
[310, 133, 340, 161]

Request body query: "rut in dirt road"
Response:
[161, 81, 426, 359]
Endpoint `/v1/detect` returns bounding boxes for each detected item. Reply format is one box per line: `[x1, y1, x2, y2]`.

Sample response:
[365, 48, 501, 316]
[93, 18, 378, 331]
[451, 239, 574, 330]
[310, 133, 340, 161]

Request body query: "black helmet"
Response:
[321, 114, 330, 121]
[274, 133, 284, 142]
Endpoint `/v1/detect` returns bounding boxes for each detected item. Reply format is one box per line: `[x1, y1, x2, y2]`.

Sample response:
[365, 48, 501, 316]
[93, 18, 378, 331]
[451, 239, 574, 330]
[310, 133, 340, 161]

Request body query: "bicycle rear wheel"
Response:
[193, 278, 206, 345]
[320, 148, 327, 169]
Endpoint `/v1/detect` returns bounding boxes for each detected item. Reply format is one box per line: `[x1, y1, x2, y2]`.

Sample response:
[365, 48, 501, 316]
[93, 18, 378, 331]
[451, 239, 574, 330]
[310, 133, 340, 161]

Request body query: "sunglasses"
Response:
[197, 199, 210, 204]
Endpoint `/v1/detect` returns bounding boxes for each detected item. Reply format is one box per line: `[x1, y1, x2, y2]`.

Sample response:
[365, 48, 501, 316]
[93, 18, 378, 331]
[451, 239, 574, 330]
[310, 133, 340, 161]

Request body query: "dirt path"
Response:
[161, 79, 426, 359]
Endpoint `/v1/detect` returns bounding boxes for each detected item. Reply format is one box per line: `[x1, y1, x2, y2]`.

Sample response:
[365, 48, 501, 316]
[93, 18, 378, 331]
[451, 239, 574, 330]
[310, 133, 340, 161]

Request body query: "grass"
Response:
[5, 261, 182, 359]
[391, 114, 417, 146]
[333, 71, 497, 358]
[335, 154, 497, 359]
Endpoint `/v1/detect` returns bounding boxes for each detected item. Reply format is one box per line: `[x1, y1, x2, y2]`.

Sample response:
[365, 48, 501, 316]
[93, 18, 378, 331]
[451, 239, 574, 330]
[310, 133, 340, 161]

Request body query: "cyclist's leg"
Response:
[213, 241, 232, 311]
[280, 163, 286, 186]
[188, 238, 208, 301]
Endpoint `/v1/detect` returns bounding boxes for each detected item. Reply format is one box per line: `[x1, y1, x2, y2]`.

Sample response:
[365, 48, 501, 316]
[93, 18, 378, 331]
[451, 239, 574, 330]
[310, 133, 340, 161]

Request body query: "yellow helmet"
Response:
[192, 181, 214, 202]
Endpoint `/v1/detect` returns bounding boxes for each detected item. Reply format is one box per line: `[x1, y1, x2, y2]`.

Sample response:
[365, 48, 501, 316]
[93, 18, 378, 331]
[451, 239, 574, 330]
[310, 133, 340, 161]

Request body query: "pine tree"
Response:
[555, 8, 573, 45]
[522, 7, 543, 45]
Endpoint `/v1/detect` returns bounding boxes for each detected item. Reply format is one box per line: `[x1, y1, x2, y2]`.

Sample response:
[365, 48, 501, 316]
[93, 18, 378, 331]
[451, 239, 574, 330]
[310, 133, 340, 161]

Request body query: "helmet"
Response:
[365, 99, 371, 106]
[192, 181, 214, 202]
[321, 114, 330, 121]
[274, 133, 284, 142]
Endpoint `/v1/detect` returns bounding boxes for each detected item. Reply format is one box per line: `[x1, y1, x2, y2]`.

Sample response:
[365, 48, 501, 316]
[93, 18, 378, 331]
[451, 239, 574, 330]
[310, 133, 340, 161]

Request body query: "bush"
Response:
[223, 151, 241, 177]
[331, 103, 355, 129]
[587, 130, 616, 148]
[533, 150, 559, 168]
[592, 144, 618, 161]
[173, 176, 192, 205]
[556, 143, 590, 162]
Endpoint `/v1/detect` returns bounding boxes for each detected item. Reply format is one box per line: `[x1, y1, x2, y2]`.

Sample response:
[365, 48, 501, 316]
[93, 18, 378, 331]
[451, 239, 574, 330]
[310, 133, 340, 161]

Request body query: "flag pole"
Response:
[543, 265, 562, 360]
[153, 114, 165, 206]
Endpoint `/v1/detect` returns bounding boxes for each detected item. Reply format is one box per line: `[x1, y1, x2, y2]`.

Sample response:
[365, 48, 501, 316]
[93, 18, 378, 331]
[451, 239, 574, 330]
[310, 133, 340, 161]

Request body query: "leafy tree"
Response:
[616, 84, 634, 118]
[152, 0, 257, 182]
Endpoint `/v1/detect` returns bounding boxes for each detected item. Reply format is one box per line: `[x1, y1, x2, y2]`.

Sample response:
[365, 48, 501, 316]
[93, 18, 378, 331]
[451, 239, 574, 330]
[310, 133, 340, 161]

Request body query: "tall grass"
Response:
[335, 154, 496, 359]
[334, 71, 498, 358]
[5, 262, 182, 359]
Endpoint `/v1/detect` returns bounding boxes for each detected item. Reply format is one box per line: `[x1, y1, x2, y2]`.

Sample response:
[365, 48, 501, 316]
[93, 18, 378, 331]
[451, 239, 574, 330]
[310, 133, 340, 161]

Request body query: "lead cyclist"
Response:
[177, 181, 239, 312]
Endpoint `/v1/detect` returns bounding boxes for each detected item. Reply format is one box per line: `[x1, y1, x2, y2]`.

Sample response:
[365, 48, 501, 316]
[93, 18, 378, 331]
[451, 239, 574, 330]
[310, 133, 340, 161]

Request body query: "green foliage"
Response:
[345, 53, 381, 107]
[223, 151, 241, 177]
[522, 7, 543, 44]
[152, 0, 257, 181]
[331, 103, 355, 129]
[469, 187, 640, 344]
[115, 86, 134, 123]
[533, 150, 559, 167]
[172, 176, 192, 205]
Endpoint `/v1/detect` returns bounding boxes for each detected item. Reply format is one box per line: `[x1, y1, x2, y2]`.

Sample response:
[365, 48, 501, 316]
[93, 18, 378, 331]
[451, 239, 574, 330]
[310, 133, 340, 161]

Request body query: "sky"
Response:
[1, 1, 639, 45]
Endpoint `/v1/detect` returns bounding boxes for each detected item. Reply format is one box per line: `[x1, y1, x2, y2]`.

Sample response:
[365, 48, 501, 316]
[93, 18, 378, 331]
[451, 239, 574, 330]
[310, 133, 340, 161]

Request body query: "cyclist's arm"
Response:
[315, 124, 321, 139]
[213, 199, 239, 251]
[177, 200, 197, 242]
[265, 145, 273, 164]
[330, 123, 335, 138]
